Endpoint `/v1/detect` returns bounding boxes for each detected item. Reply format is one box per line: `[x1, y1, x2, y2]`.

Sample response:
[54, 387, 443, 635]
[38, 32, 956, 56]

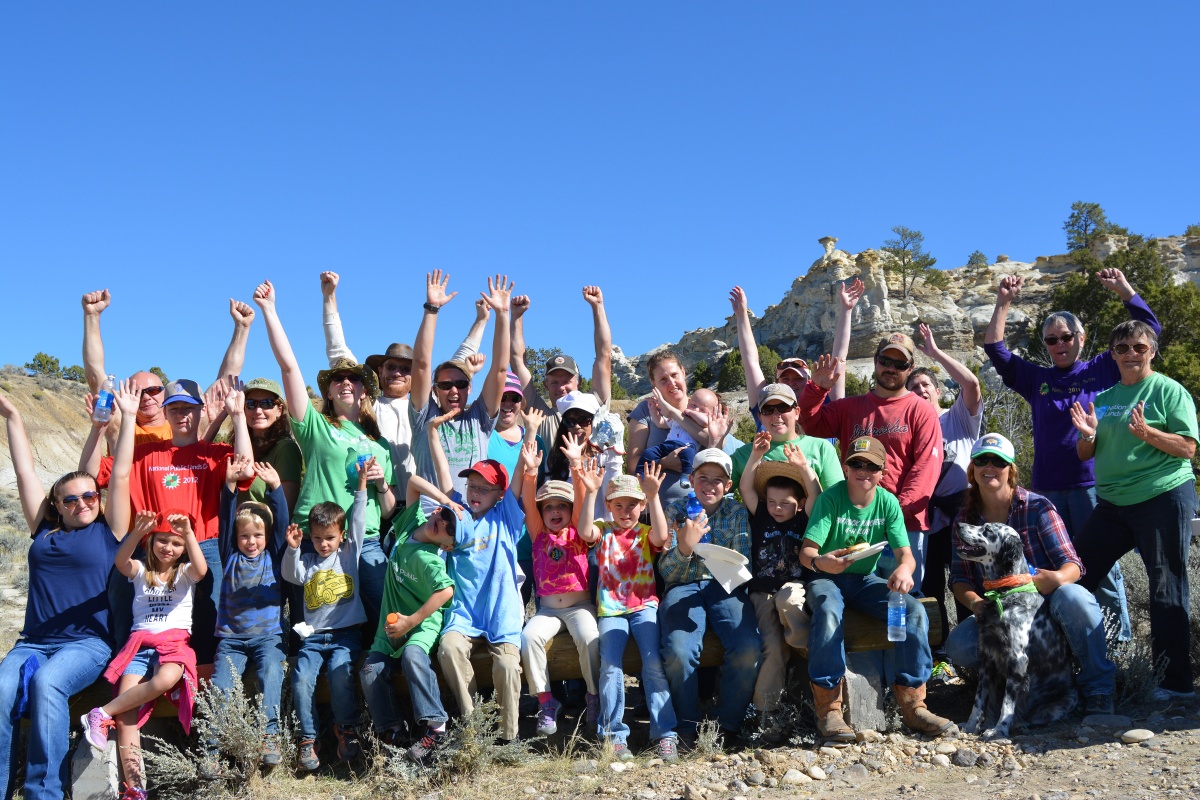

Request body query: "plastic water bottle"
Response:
[888, 591, 907, 642]
[686, 491, 703, 520]
[93, 375, 116, 423]
[354, 439, 373, 470]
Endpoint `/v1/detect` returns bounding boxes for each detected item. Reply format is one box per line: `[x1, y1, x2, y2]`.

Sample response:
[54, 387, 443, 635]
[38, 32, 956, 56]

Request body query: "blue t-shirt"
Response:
[442, 489, 525, 646]
[217, 485, 290, 638]
[23, 518, 120, 645]
[486, 428, 546, 563]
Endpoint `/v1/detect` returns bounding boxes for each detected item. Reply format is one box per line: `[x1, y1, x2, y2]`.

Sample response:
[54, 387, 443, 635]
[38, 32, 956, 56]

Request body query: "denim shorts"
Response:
[122, 646, 160, 677]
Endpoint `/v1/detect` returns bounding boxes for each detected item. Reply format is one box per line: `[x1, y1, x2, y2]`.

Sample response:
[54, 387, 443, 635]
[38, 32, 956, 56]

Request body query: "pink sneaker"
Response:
[81, 707, 113, 751]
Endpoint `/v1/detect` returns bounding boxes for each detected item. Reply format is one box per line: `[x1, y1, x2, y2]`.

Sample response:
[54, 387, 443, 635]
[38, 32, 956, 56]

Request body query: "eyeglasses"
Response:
[760, 403, 794, 417]
[467, 483, 502, 494]
[876, 355, 912, 371]
[1112, 342, 1152, 355]
[562, 415, 593, 429]
[501, 392, 523, 403]
[845, 459, 883, 473]
[330, 373, 363, 385]
[140, 386, 164, 397]
[245, 398, 278, 410]
[1043, 333, 1077, 347]
[387, 363, 412, 375]
[60, 491, 100, 507]
[971, 455, 1011, 469]
[435, 380, 470, 391]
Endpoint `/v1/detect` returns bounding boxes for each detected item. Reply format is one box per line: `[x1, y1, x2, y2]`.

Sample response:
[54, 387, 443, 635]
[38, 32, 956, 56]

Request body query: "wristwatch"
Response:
[423, 302, 439, 314]
[1081, 433, 1096, 443]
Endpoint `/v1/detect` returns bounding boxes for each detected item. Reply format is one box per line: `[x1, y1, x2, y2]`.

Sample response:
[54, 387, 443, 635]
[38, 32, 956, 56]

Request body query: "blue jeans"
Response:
[360, 646, 447, 731]
[872, 532, 929, 589]
[944, 583, 1116, 697]
[807, 572, 932, 688]
[1041, 486, 1131, 641]
[597, 608, 676, 743]
[1074, 480, 1197, 694]
[193, 538, 224, 664]
[212, 634, 288, 734]
[0, 637, 111, 800]
[659, 580, 761, 734]
[359, 537, 387, 638]
[637, 440, 696, 479]
[292, 628, 361, 740]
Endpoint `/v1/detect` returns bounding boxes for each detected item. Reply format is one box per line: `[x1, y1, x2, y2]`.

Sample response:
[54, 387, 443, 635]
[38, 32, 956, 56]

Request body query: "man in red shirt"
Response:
[797, 333, 943, 586]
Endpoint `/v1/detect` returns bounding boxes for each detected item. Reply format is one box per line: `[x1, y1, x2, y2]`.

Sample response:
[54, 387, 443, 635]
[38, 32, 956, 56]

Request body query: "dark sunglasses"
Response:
[760, 403, 794, 417]
[501, 392, 523, 403]
[245, 398, 278, 410]
[330, 373, 363, 384]
[876, 355, 912, 370]
[972, 455, 1011, 469]
[140, 386, 164, 397]
[845, 459, 883, 473]
[562, 414, 593, 429]
[1112, 342, 1152, 355]
[60, 491, 100, 506]
[435, 379, 470, 391]
[1043, 332, 1077, 347]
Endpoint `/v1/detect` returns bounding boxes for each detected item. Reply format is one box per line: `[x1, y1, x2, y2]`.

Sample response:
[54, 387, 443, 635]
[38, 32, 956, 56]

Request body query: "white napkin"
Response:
[293, 621, 315, 639]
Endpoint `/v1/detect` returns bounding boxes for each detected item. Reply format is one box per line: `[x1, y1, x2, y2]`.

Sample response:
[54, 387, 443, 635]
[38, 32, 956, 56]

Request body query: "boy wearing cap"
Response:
[800, 436, 951, 740]
[729, 383, 843, 492]
[658, 448, 762, 741]
[739, 431, 822, 724]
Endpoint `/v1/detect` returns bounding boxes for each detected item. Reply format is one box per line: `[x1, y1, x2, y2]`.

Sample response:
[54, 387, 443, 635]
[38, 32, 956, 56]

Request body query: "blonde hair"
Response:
[143, 531, 189, 591]
[235, 501, 274, 536]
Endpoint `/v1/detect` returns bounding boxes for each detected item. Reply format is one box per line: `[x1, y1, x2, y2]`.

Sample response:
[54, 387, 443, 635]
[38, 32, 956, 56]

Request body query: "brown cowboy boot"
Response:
[810, 681, 856, 742]
[893, 683, 954, 736]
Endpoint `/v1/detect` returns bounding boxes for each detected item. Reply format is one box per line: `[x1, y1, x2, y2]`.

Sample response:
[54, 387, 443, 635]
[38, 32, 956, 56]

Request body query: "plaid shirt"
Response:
[949, 487, 1084, 592]
[658, 495, 752, 588]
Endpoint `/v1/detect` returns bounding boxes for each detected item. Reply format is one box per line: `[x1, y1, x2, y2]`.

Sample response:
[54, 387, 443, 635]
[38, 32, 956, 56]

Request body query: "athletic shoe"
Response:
[536, 698, 562, 736]
[1152, 687, 1196, 703]
[297, 739, 319, 771]
[408, 727, 445, 765]
[656, 736, 679, 762]
[335, 724, 361, 761]
[260, 734, 282, 766]
[81, 708, 113, 752]
[119, 784, 148, 800]
[611, 741, 635, 762]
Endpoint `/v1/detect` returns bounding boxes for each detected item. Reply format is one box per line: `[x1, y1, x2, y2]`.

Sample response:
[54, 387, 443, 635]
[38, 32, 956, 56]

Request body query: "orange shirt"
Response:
[135, 420, 173, 447]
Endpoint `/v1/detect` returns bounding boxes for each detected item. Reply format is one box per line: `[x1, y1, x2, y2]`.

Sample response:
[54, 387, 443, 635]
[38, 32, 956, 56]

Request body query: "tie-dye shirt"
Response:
[532, 526, 591, 598]
[594, 521, 660, 617]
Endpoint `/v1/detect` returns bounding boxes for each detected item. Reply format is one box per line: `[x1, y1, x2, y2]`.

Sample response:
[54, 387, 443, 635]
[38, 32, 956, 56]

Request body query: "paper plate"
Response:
[841, 541, 887, 562]
[693, 542, 749, 566]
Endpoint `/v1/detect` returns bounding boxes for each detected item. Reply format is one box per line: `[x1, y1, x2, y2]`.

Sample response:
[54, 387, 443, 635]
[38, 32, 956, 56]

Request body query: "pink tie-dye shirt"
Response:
[532, 526, 591, 598]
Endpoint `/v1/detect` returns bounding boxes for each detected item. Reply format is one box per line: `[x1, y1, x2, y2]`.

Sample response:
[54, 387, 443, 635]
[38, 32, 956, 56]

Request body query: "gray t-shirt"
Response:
[931, 395, 983, 531]
[631, 398, 690, 509]
[283, 490, 367, 632]
[410, 395, 497, 510]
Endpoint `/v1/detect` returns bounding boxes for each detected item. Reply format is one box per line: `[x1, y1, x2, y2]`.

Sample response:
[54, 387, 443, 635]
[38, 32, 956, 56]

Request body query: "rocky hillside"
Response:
[612, 234, 1200, 395]
[0, 371, 91, 493]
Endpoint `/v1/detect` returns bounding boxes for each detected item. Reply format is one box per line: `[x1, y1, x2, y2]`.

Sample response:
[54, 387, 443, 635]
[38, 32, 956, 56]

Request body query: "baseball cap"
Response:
[545, 353, 580, 378]
[759, 383, 798, 407]
[605, 474, 646, 501]
[556, 390, 601, 417]
[970, 433, 1016, 464]
[875, 333, 916, 362]
[365, 343, 414, 373]
[244, 377, 283, 398]
[536, 480, 574, 505]
[458, 459, 510, 492]
[503, 371, 524, 399]
[844, 436, 886, 468]
[691, 448, 733, 479]
[776, 358, 811, 380]
[162, 379, 203, 406]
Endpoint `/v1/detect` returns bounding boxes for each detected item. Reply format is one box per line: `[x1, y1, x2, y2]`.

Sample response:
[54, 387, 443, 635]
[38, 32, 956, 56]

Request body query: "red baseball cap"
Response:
[458, 459, 509, 492]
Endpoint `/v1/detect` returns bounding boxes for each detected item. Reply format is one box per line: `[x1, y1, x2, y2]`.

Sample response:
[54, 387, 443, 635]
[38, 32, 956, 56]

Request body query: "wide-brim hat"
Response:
[317, 358, 379, 400]
[753, 460, 809, 501]
[365, 343, 414, 373]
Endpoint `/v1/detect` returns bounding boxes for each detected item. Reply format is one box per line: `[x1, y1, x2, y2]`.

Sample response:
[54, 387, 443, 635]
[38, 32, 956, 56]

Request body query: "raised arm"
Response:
[520, 441, 544, 538]
[116, 511, 157, 578]
[509, 295, 535, 393]
[405, 474, 460, 512]
[829, 277, 863, 402]
[583, 286, 612, 403]
[410, 270, 458, 413]
[783, 442, 822, 516]
[916, 323, 981, 415]
[479, 275, 514, 418]
[573, 460, 604, 544]
[1098, 267, 1162, 336]
[427, 408, 459, 494]
[170, 514, 208, 583]
[985, 275, 1022, 346]
[321, 271, 358, 365]
[0, 395, 47, 532]
[641, 462, 669, 548]
[730, 286, 767, 407]
[739, 431, 771, 514]
[105, 381, 141, 538]
[216, 299, 255, 380]
[78, 393, 108, 481]
[224, 385, 253, 460]
[81, 289, 111, 394]
[450, 300, 490, 364]
[252, 280, 310, 421]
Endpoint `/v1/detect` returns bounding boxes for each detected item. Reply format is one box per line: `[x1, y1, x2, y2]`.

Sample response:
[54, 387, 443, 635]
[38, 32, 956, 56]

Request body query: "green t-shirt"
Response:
[731, 435, 844, 494]
[291, 403, 394, 537]
[372, 504, 454, 656]
[238, 436, 304, 505]
[1092, 372, 1199, 506]
[803, 482, 908, 575]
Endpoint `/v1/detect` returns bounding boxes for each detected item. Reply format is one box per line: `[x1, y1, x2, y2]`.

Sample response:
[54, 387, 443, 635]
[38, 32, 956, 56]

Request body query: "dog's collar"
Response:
[982, 578, 1038, 619]
[983, 574, 1034, 592]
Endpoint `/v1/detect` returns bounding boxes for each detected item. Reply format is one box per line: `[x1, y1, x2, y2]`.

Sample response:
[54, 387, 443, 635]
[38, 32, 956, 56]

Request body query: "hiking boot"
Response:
[407, 727, 445, 765]
[335, 724, 361, 761]
[1152, 687, 1196, 703]
[1083, 694, 1114, 715]
[656, 736, 679, 762]
[260, 734, 282, 766]
[809, 681, 855, 742]
[585, 692, 600, 728]
[893, 683, 954, 736]
[297, 739, 320, 771]
[611, 741, 635, 762]
[81, 707, 113, 752]
[536, 697, 562, 736]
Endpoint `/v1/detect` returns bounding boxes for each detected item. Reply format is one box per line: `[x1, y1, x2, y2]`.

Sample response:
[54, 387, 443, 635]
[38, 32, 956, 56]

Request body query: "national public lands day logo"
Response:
[161, 473, 181, 489]
[1039, 383, 1050, 395]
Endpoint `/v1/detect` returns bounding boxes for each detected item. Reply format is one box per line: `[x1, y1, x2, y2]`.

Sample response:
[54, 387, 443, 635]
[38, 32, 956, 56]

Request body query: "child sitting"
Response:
[205, 455, 291, 772]
[800, 436, 951, 741]
[577, 463, 678, 762]
[83, 510, 208, 800]
[739, 430, 822, 727]
[283, 459, 370, 770]
[518, 441, 600, 736]
[636, 388, 724, 480]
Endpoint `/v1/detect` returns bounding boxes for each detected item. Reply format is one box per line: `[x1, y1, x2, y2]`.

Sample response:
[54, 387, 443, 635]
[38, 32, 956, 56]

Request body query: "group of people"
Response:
[0, 265, 1195, 799]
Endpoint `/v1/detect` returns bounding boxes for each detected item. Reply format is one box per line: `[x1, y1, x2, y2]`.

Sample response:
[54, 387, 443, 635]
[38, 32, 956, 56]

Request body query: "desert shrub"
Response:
[0, 365, 22, 376]
[31, 392, 44, 401]
[0, 382, 10, 392]
[690, 718, 724, 758]
[734, 413, 758, 445]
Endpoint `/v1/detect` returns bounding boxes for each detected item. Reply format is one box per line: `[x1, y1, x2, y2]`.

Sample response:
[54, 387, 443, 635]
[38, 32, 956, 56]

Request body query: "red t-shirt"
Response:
[797, 385, 943, 532]
[97, 440, 233, 540]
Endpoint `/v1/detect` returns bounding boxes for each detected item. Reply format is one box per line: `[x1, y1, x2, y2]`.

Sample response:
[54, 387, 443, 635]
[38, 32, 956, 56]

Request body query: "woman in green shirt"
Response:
[1069, 319, 1198, 702]
[240, 377, 303, 513]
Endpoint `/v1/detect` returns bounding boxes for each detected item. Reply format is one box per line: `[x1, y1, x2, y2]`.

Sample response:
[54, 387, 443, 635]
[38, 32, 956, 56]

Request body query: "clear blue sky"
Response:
[3, 3, 1197, 389]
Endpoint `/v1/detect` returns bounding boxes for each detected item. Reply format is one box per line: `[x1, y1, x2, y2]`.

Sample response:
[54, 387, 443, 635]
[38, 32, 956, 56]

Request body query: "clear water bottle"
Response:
[348, 438, 373, 481]
[887, 591, 907, 642]
[93, 375, 116, 423]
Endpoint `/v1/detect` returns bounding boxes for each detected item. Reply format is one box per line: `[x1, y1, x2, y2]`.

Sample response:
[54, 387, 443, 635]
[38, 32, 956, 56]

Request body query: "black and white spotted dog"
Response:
[954, 522, 1077, 738]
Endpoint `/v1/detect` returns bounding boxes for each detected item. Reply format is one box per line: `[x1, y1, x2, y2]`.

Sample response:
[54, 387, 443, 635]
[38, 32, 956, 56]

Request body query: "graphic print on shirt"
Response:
[304, 569, 355, 611]
[143, 580, 183, 626]
[755, 529, 803, 580]
[834, 514, 884, 547]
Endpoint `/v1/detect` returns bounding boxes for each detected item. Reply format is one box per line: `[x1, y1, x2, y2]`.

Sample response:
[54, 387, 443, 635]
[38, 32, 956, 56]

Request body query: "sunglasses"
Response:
[562, 414, 593, 429]
[329, 373, 363, 385]
[245, 398, 278, 410]
[501, 392, 523, 403]
[876, 355, 912, 370]
[972, 455, 1011, 469]
[760, 403, 794, 417]
[1112, 342, 1152, 355]
[60, 491, 100, 507]
[435, 380, 470, 391]
[1043, 332, 1077, 347]
[846, 459, 883, 473]
[140, 386, 164, 397]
